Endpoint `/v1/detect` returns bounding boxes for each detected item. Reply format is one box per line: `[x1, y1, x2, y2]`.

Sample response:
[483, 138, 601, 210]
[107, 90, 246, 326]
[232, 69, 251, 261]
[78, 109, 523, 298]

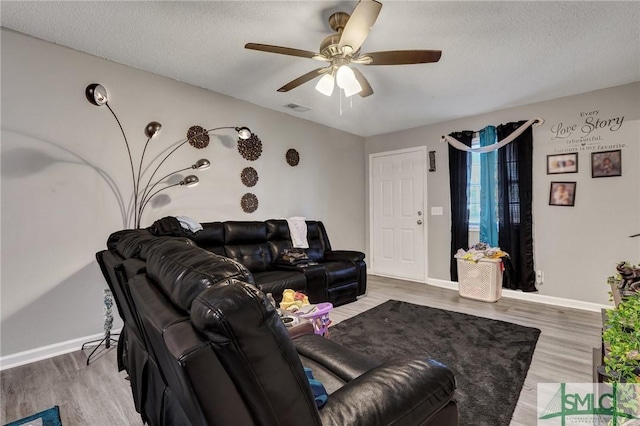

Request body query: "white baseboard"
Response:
[1, 276, 611, 370]
[424, 278, 458, 290]
[0, 328, 122, 371]
[425, 278, 611, 312]
[369, 271, 427, 284]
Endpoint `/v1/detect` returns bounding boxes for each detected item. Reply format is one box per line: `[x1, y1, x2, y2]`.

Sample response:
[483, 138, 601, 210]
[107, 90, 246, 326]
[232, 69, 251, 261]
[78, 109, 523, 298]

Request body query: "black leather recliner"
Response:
[190, 219, 366, 306]
[97, 230, 459, 426]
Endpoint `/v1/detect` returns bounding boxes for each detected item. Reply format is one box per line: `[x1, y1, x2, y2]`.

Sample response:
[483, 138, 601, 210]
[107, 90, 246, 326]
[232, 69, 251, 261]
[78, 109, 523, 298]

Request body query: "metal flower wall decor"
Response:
[238, 133, 263, 161]
[241, 167, 259, 187]
[187, 125, 210, 149]
[286, 148, 300, 166]
[241, 193, 259, 213]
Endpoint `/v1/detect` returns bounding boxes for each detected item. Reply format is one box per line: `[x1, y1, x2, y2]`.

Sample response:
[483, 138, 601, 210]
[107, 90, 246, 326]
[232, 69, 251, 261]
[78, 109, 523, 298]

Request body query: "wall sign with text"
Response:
[549, 110, 626, 154]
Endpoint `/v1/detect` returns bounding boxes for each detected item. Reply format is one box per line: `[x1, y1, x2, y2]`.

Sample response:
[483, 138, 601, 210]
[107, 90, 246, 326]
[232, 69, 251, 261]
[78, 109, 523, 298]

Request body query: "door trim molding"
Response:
[369, 146, 428, 280]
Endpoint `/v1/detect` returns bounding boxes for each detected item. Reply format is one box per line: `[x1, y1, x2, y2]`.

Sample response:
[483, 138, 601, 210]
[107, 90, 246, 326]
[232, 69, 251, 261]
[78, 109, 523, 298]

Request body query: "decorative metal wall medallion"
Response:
[237, 133, 262, 161]
[286, 149, 300, 166]
[241, 193, 259, 213]
[187, 125, 210, 149]
[241, 167, 259, 187]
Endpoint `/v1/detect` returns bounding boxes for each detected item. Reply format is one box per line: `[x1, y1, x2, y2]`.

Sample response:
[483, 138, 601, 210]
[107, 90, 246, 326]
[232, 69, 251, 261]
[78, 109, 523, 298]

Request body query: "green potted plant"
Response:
[601, 294, 640, 424]
[600, 262, 640, 424]
[603, 295, 640, 383]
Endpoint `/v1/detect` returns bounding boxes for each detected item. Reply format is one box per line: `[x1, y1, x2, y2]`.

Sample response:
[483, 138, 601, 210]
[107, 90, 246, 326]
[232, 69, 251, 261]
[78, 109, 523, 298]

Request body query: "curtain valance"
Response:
[442, 118, 544, 152]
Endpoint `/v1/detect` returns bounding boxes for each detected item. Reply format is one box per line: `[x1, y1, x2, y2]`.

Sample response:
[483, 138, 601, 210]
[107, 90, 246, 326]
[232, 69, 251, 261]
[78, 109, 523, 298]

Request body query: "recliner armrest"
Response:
[319, 357, 456, 426]
[293, 333, 381, 382]
[324, 250, 365, 263]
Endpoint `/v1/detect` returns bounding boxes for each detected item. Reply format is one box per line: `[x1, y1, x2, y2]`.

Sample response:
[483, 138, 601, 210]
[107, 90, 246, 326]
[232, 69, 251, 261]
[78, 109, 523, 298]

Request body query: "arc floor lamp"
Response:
[82, 83, 251, 364]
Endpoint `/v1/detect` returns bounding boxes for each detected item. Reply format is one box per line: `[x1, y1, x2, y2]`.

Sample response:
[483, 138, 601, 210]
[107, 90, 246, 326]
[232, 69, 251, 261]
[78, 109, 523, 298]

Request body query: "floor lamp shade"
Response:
[86, 83, 108, 106]
[145, 121, 162, 139]
[236, 127, 252, 140]
[182, 175, 199, 186]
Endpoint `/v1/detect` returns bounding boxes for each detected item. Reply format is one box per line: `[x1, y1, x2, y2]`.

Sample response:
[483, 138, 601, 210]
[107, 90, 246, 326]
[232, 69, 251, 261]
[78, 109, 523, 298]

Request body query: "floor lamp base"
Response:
[81, 333, 120, 366]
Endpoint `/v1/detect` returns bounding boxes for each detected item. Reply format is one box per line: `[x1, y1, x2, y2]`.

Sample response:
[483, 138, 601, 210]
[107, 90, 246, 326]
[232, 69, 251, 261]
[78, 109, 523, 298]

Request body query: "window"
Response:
[467, 134, 499, 233]
[502, 157, 521, 224]
[449, 121, 535, 290]
[467, 137, 481, 229]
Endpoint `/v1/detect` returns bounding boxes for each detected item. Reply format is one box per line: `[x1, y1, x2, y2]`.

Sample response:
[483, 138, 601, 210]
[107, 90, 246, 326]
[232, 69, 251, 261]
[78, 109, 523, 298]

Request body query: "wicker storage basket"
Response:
[457, 258, 503, 302]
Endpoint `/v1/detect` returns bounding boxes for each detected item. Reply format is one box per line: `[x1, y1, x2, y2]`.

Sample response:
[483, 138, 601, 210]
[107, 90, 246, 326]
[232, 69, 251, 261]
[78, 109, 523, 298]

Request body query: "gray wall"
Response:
[0, 29, 366, 357]
[366, 82, 640, 305]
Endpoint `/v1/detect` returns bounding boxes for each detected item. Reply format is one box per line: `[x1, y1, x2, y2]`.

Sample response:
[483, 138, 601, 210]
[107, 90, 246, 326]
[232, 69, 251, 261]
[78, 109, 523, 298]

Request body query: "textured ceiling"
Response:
[2, 1, 639, 137]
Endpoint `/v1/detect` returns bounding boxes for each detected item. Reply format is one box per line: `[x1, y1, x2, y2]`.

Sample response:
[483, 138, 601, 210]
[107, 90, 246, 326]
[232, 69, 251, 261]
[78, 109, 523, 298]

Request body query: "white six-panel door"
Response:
[370, 148, 426, 281]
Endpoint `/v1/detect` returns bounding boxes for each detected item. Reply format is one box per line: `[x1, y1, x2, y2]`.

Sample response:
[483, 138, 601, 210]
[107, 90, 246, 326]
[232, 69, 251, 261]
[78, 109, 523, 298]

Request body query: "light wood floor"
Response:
[1, 276, 602, 425]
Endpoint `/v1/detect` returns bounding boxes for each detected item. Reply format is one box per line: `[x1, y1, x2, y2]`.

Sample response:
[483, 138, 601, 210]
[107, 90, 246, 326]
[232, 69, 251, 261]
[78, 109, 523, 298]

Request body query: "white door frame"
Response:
[369, 146, 428, 282]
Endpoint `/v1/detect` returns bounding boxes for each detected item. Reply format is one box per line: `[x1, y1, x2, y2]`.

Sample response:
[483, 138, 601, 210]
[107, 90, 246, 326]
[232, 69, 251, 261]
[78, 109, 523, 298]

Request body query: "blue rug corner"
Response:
[4, 406, 61, 426]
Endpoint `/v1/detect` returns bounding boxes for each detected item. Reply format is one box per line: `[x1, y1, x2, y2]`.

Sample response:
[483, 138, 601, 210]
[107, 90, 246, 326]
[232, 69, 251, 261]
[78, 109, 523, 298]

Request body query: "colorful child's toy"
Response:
[279, 289, 309, 311]
[296, 302, 333, 337]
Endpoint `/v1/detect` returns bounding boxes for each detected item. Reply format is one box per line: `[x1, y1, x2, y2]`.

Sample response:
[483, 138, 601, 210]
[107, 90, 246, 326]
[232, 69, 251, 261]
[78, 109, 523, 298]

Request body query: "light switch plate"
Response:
[431, 207, 444, 216]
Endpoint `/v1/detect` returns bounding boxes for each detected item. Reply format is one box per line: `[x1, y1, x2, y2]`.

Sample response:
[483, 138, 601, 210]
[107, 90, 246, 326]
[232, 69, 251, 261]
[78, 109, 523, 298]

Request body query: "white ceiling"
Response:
[2, 1, 639, 137]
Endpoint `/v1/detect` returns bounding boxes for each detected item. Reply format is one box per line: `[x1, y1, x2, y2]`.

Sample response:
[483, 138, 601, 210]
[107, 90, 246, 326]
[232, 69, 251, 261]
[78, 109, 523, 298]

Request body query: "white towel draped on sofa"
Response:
[286, 217, 309, 249]
[176, 216, 203, 233]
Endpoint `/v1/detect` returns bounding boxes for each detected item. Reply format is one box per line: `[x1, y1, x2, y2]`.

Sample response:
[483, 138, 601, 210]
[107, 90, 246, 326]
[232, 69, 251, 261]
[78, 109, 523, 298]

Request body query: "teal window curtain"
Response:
[479, 125, 498, 246]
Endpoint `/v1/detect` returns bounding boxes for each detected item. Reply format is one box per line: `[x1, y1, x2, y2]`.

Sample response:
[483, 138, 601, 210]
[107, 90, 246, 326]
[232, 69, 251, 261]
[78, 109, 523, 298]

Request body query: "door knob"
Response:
[417, 220, 423, 225]
[417, 211, 423, 216]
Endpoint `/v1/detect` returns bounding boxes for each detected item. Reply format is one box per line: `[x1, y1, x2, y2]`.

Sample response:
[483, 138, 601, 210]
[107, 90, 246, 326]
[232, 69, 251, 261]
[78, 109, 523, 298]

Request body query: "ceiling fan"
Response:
[245, 0, 441, 98]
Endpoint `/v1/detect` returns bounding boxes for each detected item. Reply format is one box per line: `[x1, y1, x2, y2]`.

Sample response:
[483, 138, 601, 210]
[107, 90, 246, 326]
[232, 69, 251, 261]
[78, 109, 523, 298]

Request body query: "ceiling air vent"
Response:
[282, 103, 310, 113]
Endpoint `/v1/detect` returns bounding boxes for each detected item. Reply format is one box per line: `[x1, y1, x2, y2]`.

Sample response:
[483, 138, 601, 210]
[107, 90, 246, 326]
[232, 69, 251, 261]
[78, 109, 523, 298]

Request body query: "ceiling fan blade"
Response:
[351, 68, 374, 97]
[338, 0, 382, 54]
[364, 50, 442, 65]
[245, 43, 318, 59]
[277, 68, 329, 92]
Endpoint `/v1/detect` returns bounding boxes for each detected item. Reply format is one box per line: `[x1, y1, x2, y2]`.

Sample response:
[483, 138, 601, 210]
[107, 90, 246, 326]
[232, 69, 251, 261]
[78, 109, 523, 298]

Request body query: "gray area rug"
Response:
[329, 300, 540, 426]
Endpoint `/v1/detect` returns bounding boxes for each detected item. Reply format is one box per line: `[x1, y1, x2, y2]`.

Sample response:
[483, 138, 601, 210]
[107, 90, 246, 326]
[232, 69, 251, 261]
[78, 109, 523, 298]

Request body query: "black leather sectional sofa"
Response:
[170, 219, 366, 307]
[97, 230, 459, 426]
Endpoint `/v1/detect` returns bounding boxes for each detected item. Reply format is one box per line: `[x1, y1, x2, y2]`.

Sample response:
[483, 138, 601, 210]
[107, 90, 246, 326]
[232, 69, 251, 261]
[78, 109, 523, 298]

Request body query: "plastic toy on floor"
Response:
[279, 289, 309, 311]
[296, 302, 333, 337]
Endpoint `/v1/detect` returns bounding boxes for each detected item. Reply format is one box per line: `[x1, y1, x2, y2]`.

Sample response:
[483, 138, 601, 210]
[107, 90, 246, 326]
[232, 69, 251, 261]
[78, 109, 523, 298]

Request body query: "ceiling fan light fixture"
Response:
[336, 65, 355, 89]
[315, 73, 335, 96]
[245, 0, 440, 98]
[336, 65, 362, 97]
[343, 78, 363, 97]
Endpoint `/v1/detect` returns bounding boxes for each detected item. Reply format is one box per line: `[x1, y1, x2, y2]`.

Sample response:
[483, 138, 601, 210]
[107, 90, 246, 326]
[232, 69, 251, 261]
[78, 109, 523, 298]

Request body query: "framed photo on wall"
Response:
[591, 150, 622, 178]
[547, 153, 578, 174]
[549, 181, 576, 207]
